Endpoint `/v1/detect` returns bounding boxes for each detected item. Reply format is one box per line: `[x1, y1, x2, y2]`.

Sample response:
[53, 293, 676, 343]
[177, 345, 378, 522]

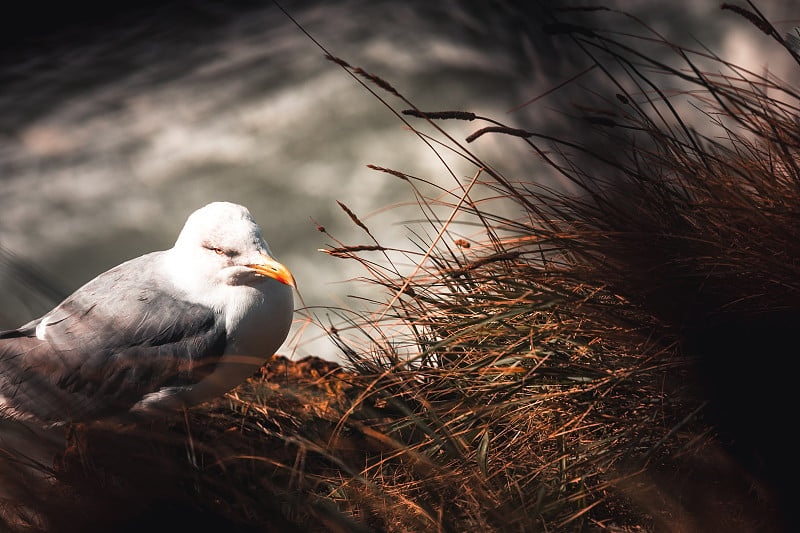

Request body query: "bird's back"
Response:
[0, 252, 228, 423]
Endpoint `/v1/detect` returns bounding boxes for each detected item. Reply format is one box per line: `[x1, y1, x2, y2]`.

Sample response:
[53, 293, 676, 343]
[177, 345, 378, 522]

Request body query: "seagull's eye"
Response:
[204, 243, 235, 257]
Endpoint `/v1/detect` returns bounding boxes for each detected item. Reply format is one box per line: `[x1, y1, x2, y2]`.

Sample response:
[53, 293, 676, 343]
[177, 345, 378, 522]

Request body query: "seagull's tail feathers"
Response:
[0, 333, 82, 424]
[0, 416, 64, 506]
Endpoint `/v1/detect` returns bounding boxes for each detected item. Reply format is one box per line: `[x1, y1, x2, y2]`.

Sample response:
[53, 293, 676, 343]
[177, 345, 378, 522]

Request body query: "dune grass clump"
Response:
[312, 5, 800, 530]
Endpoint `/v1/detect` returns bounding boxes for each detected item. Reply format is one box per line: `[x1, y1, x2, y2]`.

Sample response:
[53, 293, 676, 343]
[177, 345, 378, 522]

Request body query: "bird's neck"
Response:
[223, 280, 293, 357]
[160, 247, 226, 310]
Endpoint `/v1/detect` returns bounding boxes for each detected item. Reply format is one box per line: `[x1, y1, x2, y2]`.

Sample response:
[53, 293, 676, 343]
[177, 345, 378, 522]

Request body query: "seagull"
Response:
[0, 202, 295, 425]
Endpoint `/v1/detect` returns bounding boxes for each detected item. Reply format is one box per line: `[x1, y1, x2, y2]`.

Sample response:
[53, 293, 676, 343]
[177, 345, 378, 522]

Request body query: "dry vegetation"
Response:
[2, 4, 799, 532]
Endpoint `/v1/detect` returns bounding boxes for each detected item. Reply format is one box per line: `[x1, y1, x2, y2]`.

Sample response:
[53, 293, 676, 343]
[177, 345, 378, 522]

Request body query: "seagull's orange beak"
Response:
[247, 253, 296, 288]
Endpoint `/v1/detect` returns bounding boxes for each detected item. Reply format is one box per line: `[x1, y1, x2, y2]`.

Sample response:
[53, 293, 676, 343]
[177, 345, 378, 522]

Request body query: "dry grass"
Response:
[309, 4, 799, 530]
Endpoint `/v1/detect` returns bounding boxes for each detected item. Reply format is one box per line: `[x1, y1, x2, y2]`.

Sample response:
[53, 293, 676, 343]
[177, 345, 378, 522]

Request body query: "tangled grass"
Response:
[311, 3, 799, 530]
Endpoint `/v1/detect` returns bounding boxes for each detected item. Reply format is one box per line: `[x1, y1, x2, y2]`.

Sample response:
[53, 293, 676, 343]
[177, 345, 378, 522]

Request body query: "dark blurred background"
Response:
[1, 0, 796, 359]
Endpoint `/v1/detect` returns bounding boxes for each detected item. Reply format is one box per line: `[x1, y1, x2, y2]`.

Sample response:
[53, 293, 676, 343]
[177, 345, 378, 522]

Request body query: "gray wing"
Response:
[0, 252, 226, 423]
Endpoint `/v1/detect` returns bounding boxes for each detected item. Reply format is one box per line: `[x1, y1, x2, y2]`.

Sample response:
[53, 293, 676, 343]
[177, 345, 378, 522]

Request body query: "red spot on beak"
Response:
[246, 253, 296, 288]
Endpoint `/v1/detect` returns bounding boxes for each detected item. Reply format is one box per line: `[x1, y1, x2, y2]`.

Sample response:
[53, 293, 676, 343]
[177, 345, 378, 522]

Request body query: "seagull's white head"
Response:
[167, 201, 295, 389]
[170, 202, 295, 290]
